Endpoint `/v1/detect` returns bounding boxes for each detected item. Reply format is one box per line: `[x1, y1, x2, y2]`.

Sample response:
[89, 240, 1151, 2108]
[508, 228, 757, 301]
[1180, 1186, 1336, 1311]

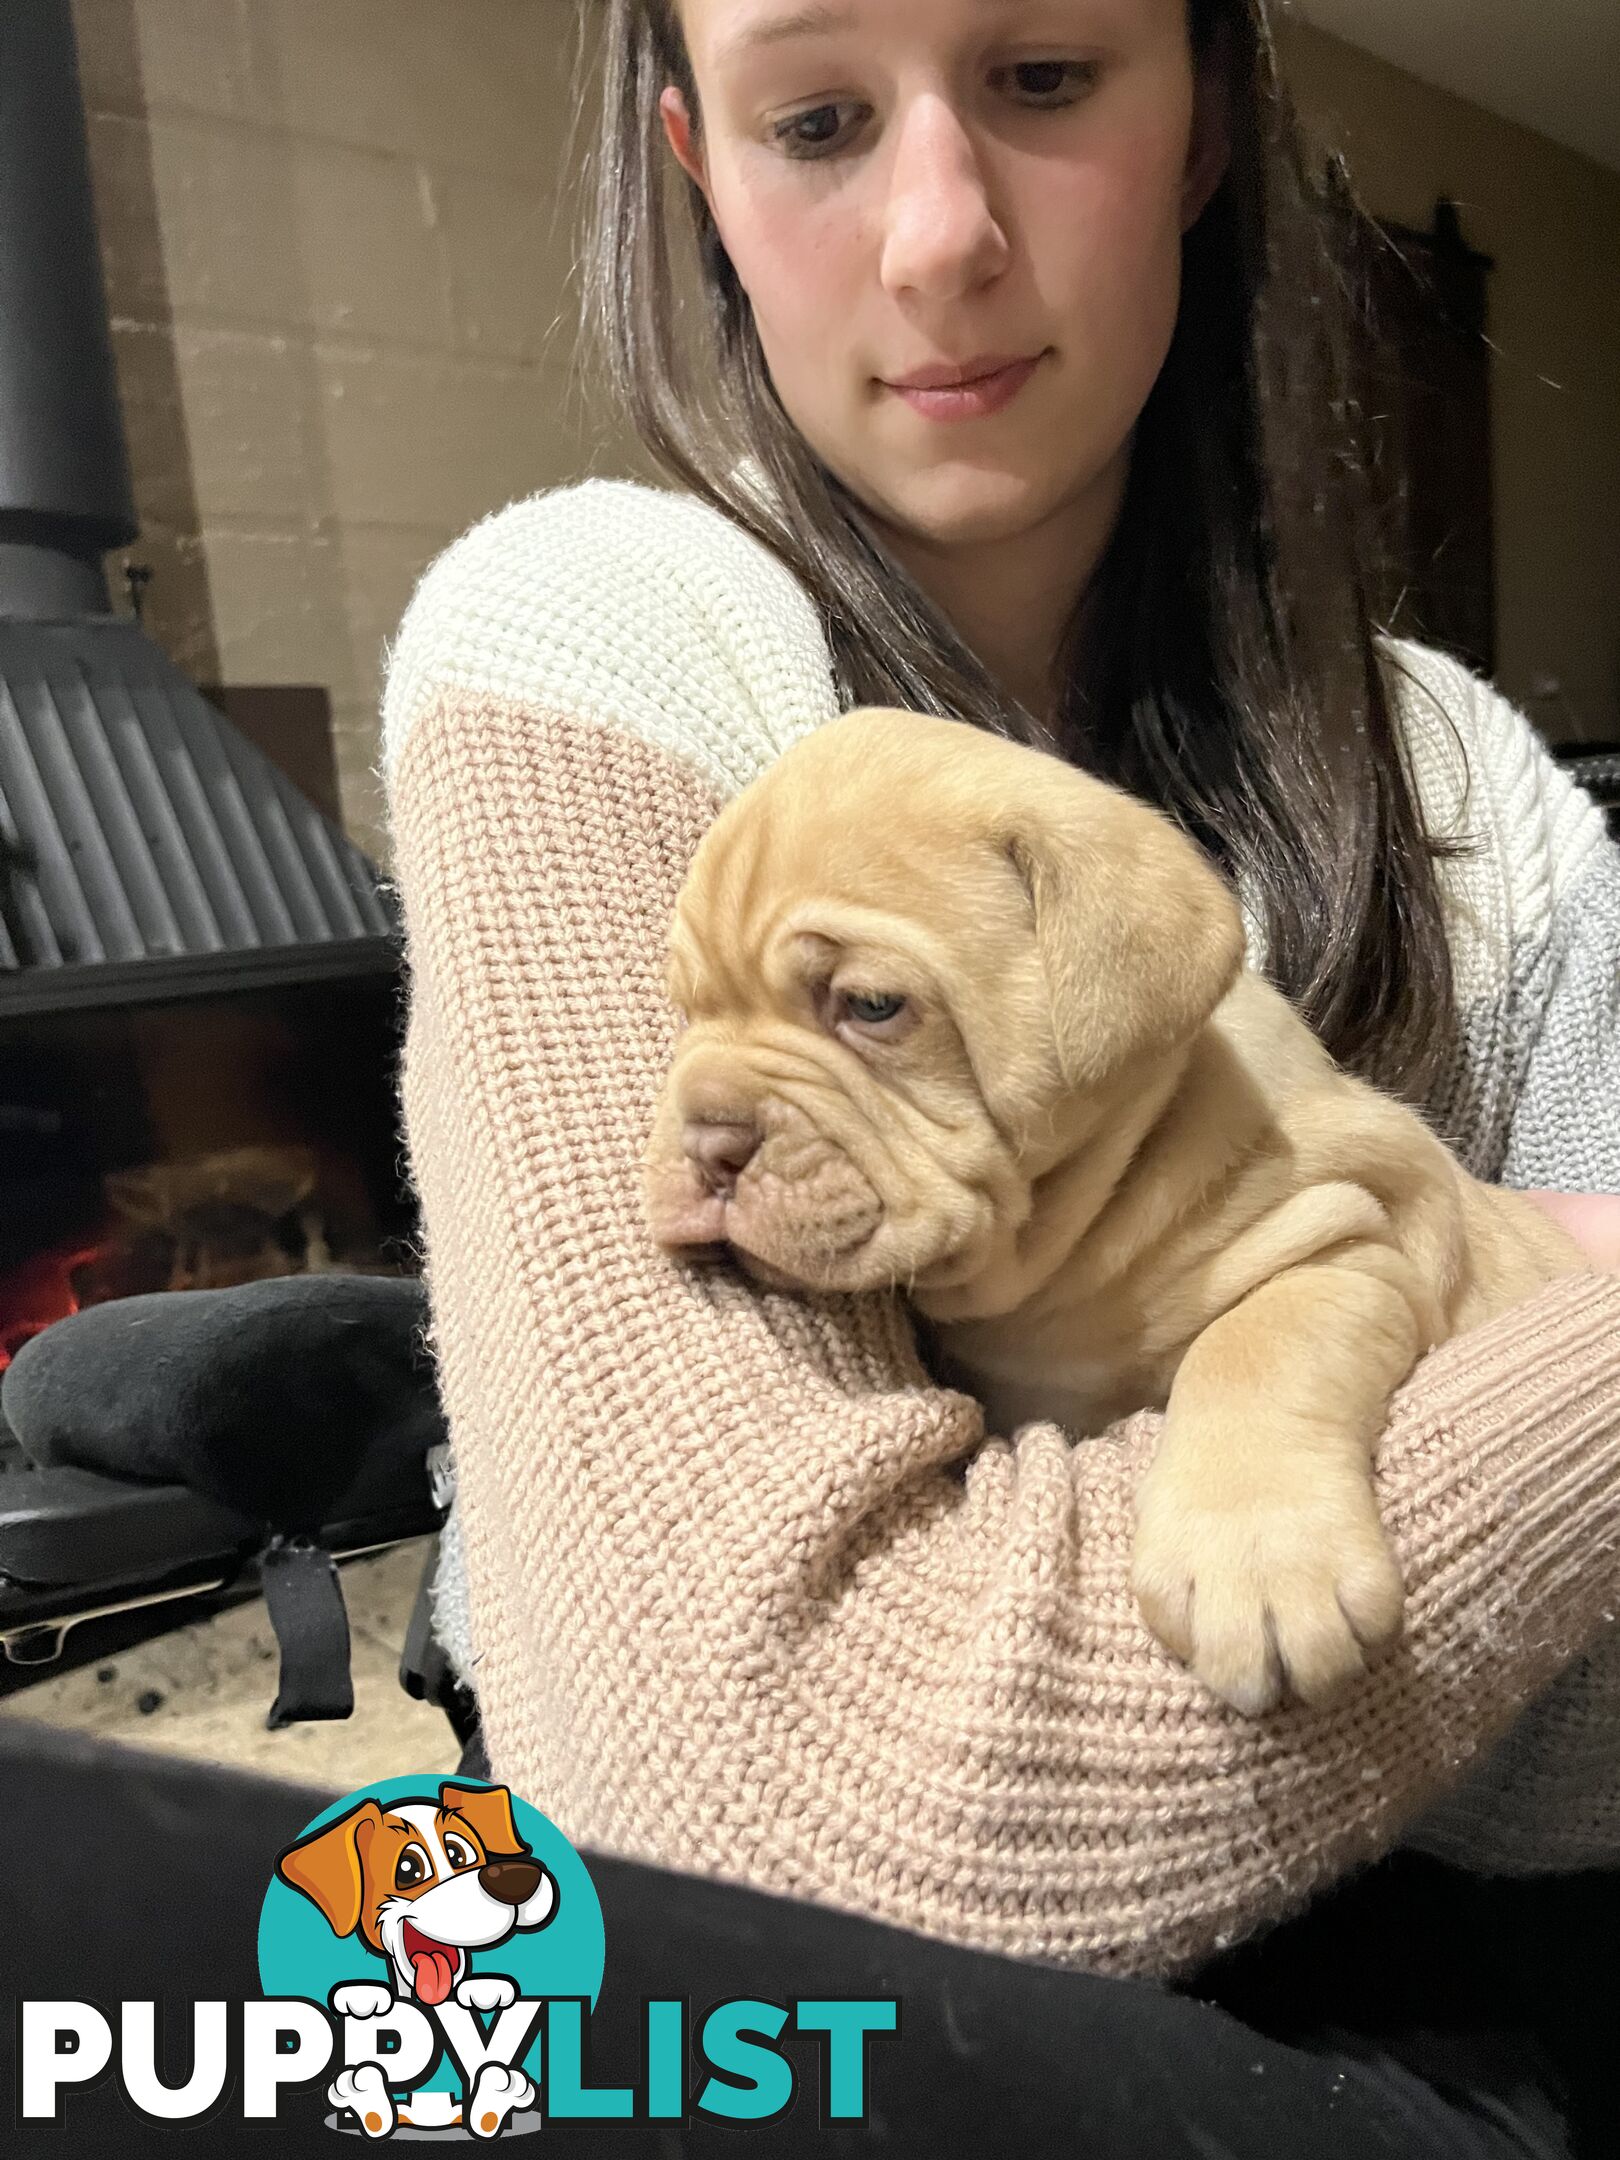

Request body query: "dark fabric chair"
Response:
[0, 1274, 448, 1724]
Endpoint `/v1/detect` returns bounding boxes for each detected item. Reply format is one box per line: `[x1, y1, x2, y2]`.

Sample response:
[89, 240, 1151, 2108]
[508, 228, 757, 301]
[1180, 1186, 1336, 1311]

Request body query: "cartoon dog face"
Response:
[276, 1782, 557, 2005]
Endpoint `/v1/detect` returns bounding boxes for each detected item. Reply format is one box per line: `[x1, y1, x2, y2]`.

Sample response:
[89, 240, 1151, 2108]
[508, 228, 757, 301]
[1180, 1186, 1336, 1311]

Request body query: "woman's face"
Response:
[662, 0, 1228, 555]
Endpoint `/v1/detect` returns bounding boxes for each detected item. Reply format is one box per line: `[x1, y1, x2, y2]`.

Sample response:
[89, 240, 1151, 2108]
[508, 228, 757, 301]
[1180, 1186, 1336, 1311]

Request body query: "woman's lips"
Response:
[885, 355, 1042, 422]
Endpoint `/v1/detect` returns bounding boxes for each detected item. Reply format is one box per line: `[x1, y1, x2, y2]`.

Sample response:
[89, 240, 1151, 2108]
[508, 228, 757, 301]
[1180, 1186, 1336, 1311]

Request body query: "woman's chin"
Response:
[866, 467, 1054, 551]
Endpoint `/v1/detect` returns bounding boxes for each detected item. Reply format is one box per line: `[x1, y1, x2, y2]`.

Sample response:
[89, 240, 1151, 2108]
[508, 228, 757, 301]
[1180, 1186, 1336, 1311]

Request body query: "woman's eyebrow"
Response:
[716, 0, 1068, 68]
[716, 2, 857, 66]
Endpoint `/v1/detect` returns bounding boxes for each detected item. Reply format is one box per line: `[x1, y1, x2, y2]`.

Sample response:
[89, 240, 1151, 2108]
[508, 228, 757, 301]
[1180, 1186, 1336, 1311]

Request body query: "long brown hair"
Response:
[579, 0, 1480, 1118]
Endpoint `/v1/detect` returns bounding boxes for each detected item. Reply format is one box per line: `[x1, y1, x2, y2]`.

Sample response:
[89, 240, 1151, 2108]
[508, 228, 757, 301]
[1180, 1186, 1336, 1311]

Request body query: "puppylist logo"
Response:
[15, 1775, 899, 2140]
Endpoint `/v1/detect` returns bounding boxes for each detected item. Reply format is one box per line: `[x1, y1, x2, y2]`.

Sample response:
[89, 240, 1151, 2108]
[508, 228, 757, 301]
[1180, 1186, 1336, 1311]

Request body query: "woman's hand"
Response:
[1518, 1188, 1620, 1269]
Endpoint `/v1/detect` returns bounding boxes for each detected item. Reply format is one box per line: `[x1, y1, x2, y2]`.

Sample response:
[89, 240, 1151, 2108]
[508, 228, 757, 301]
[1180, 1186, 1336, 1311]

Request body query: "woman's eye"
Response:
[772, 100, 864, 158]
[772, 62, 1096, 158]
[1000, 59, 1099, 105]
[842, 992, 907, 1026]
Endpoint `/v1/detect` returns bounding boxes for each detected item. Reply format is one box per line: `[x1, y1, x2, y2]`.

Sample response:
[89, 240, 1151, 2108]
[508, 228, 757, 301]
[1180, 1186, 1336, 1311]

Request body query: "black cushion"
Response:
[0, 1274, 446, 1535]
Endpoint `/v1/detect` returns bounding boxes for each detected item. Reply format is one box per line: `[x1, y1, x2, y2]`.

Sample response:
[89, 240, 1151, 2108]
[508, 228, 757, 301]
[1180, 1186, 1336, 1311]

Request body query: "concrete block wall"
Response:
[70, 0, 654, 863]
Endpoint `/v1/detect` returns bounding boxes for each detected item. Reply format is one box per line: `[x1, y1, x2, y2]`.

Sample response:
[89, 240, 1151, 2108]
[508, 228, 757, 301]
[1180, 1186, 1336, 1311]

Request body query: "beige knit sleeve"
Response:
[389, 684, 1620, 1982]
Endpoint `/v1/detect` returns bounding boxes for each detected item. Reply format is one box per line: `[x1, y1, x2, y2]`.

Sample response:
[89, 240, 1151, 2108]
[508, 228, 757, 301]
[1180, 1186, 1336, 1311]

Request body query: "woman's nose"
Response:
[879, 97, 1009, 301]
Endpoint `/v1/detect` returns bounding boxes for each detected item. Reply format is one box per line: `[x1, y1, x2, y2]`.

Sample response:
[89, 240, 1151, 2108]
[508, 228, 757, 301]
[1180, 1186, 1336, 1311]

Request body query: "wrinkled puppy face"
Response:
[642, 708, 1246, 1299]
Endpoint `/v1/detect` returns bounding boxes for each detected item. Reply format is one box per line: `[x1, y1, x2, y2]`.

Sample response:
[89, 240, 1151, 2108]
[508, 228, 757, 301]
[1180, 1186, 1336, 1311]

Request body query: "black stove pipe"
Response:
[0, 0, 139, 618]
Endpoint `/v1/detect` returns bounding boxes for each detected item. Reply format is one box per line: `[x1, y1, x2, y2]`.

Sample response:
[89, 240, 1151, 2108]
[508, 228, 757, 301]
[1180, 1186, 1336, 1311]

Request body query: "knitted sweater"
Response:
[380, 475, 1620, 1980]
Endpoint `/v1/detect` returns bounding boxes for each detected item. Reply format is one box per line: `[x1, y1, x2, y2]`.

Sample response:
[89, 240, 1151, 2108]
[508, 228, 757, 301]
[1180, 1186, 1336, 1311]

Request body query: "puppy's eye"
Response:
[395, 1845, 431, 1891]
[443, 1836, 476, 1870]
[842, 992, 907, 1026]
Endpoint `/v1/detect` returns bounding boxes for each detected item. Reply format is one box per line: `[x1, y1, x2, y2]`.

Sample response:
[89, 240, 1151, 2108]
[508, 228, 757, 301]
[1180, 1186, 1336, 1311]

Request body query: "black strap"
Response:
[260, 1536, 354, 1727]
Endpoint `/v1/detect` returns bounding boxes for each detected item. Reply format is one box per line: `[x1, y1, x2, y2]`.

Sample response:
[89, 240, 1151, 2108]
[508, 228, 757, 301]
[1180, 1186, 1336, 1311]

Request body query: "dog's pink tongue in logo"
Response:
[403, 1919, 459, 2005]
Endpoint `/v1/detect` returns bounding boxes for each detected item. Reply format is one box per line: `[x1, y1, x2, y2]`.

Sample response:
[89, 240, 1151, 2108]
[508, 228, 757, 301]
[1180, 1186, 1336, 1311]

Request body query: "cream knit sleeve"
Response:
[382, 484, 1620, 1980]
[1373, 640, 1620, 1873]
[1379, 635, 1620, 1193]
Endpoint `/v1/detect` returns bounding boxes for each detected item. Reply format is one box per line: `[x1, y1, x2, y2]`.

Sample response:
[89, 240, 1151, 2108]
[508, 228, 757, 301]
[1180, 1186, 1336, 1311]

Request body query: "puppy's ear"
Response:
[440, 1782, 528, 1859]
[276, 1800, 383, 1938]
[1001, 784, 1246, 1095]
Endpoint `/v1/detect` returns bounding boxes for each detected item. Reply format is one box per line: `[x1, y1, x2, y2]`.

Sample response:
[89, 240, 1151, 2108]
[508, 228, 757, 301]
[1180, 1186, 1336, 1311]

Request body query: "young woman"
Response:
[381, 0, 1620, 2148]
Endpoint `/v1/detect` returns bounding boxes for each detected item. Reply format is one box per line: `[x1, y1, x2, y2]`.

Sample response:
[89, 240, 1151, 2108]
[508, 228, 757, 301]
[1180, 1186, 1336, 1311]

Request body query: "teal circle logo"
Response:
[257, 1775, 604, 2137]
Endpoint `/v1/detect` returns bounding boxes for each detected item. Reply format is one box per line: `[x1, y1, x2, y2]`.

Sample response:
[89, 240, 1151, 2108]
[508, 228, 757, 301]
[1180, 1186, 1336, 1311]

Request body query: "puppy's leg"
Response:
[1131, 1254, 1419, 1715]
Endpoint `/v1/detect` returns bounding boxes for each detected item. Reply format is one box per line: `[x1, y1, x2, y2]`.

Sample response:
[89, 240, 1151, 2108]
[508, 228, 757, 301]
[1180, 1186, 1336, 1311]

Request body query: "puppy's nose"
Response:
[479, 1858, 543, 1907]
[683, 1119, 761, 1195]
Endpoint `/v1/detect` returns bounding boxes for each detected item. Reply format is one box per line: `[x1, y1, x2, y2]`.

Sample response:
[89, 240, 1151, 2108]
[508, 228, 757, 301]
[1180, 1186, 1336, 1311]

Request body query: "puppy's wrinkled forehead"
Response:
[674, 708, 1020, 992]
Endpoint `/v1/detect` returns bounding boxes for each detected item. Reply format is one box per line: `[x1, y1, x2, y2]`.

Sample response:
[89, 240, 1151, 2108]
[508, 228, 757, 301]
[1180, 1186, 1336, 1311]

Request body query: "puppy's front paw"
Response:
[331, 1982, 394, 2022]
[456, 1973, 517, 2013]
[1132, 1467, 1404, 1715]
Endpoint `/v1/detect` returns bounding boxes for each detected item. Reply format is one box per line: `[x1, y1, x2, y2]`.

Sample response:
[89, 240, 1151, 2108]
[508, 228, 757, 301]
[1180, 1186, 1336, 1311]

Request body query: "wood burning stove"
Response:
[0, 0, 447, 1721]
